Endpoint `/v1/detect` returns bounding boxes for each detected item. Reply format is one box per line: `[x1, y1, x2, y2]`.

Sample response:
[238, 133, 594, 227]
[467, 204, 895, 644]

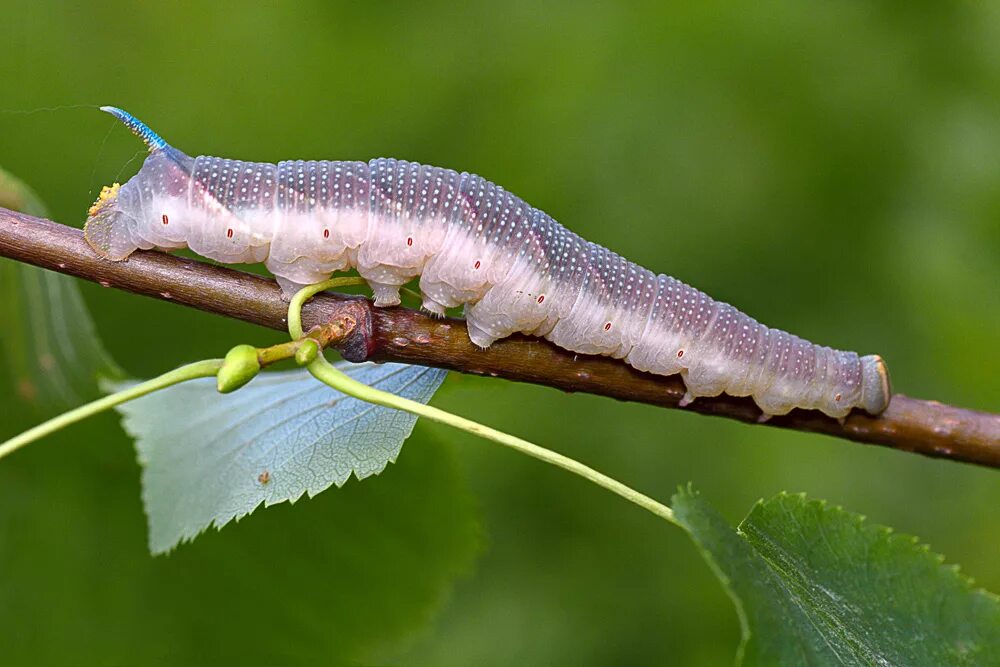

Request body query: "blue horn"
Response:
[100, 106, 168, 152]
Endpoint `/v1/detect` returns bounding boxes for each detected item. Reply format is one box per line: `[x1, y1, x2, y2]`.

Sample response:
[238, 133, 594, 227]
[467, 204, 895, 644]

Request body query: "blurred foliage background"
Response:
[1, 1, 998, 664]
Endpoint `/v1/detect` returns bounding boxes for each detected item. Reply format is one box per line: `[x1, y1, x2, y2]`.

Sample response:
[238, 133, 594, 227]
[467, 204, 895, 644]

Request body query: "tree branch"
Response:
[1, 207, 997, 468]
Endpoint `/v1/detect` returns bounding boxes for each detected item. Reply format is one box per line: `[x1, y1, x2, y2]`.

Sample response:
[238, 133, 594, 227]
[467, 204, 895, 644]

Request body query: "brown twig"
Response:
[1, 207, 997, 467]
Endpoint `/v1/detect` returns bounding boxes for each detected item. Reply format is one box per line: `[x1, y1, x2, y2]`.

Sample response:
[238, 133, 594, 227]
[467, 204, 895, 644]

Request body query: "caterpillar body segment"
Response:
[85, 107, 891, 419]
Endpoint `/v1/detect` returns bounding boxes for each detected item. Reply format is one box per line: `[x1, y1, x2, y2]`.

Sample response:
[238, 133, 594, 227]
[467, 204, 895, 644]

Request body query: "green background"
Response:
[1, 1, 998, 664]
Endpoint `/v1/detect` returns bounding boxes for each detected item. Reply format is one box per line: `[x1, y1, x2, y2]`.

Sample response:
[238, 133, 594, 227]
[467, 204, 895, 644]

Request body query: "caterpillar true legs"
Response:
[84, 106, 891, 419]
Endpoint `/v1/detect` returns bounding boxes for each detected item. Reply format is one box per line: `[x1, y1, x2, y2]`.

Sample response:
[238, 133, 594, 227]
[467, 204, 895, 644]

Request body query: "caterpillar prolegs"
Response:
[84, 107, 891, 419]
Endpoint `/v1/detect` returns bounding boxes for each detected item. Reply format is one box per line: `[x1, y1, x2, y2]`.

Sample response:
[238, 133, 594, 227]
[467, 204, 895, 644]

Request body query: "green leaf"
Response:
[672, 488, 1000, 666]
[110, 361, 448, 554]
[0, 166, 121, 411]
[0, 167, 47, 216]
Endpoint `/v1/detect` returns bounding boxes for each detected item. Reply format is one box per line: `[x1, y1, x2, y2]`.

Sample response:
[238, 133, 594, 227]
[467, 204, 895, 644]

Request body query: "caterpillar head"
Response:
[860, 354, 892, 415]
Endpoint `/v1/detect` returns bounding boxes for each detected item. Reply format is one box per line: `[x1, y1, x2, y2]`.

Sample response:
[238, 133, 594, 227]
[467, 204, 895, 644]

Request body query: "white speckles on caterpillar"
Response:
[85, 106, 891, 419]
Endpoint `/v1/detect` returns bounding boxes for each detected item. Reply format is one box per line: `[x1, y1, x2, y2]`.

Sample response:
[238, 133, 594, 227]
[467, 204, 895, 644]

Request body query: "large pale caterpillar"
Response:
[85, 106, 891, 419]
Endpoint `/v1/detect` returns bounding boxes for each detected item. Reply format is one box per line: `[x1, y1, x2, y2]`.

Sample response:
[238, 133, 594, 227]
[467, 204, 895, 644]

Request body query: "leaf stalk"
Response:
[289, 280, 678, 526]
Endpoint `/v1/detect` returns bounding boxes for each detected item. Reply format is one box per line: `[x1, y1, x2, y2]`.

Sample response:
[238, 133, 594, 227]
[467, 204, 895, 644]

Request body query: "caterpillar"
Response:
[85, 106, 890, 419]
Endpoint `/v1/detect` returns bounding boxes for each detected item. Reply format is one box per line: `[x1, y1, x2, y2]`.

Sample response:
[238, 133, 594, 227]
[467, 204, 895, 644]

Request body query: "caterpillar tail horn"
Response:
[100, 105, 168, 152]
